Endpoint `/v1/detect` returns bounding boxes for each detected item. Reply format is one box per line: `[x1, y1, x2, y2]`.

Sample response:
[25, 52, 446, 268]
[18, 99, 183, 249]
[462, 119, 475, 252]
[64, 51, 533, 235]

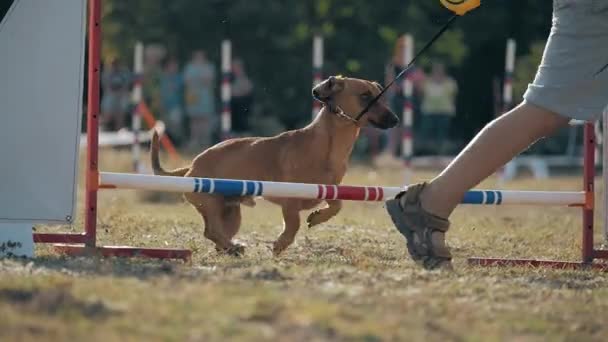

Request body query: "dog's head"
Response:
[312, 76, 399, 129]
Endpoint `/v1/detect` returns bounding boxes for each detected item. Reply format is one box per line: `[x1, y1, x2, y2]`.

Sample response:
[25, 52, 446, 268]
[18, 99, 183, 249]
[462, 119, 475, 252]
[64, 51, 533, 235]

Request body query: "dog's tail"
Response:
[150, 130, 189, 177]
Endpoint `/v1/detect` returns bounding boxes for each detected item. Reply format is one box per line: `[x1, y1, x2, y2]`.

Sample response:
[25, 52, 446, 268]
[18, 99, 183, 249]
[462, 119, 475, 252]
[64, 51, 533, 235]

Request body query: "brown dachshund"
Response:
[151, 76, 399, 255]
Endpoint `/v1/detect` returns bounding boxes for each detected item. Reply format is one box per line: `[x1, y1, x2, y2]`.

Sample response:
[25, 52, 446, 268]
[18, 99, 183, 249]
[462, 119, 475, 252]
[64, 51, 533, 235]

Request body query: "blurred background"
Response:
[1, 0, 563, 162]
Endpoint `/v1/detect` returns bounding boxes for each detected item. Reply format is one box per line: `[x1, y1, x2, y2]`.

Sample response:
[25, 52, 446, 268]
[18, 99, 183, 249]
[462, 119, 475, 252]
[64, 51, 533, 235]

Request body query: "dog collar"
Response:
[331, 105, 361, 126]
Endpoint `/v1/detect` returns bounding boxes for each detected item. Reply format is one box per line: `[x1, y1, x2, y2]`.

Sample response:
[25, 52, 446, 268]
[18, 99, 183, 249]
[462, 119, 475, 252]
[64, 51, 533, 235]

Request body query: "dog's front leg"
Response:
[306, 200, 342, 228]
[273, 205, 301, 255]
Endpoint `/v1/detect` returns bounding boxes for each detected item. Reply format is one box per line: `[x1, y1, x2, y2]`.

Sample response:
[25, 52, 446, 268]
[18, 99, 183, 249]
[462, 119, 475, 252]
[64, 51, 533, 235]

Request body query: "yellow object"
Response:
[440, 0, 480, 15]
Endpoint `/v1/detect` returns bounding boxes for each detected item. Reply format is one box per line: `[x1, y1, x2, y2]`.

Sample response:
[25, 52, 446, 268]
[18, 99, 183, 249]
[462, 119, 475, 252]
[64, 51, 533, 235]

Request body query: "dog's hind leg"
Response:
[222, 204, 243, 243]
[191, 195, 244, 256]
[306, 200, 342, 228]
[272, 204, 301, 256]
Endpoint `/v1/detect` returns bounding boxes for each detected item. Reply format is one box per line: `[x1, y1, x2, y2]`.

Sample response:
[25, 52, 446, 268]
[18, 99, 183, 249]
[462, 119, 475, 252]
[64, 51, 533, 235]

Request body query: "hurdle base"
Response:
[52, 244, 192, 262]
[468, 257, 608, 271]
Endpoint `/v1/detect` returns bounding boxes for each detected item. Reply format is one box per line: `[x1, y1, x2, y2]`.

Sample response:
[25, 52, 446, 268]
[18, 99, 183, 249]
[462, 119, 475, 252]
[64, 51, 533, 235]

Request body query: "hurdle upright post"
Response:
[131, 41, 144, 173]
[220, 39, 232, 139]
[582, 123, 595, 263]
[312, 34, 324, 119]
[603, 108, 608, 244]
[84, 0, 102, 248]
[401, 34, 414, 183]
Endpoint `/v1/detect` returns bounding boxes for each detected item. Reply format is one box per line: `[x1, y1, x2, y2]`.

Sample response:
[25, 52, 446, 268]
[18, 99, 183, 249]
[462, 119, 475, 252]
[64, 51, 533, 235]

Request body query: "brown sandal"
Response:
[385, 183, 452, 270]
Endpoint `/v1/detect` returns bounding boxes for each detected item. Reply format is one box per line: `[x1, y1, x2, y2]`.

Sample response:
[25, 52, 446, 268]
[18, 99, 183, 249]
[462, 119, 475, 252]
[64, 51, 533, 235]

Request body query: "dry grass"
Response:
[2, 149, 608, 341]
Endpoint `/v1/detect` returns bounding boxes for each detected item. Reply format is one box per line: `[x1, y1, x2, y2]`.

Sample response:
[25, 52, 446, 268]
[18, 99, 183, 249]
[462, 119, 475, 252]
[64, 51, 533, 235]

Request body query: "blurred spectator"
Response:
[184, 50, 216, 149]
[142, 50, 164, 124]
[160, 57, 185, 143]
[100, 58, 132, 130]
[374, 36, 426, 165]
[420, 62, 458, 155]
[230, 58, 254, 134]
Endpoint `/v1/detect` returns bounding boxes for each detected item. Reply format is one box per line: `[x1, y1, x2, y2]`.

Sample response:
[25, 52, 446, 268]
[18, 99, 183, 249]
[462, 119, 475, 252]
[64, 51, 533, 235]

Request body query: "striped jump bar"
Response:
[100, 172, 585, 206]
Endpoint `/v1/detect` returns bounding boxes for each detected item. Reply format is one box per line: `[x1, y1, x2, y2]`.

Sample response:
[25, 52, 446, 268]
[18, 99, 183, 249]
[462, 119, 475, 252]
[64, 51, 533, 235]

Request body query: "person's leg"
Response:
[385, 102, 569, 269]
[420, 102, 569, 218]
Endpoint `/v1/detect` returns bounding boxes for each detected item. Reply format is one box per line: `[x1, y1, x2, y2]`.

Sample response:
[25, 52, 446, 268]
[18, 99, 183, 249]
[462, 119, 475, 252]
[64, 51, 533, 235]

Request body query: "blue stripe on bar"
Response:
[486, 191, 495, 204]
[213, 179, 246, 196]
[256, 181, 263, 196]
[193, 178, 200, 193]
[462, 191, 483, 204]
[497, 191, 503, 205]
[246, 181, 256, 196]
[201, 178, 211, 193]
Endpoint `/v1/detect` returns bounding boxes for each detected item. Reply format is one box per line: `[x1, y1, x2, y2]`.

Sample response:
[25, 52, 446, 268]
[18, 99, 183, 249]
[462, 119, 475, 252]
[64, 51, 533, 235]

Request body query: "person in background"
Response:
[184, 50, 216, 149]
[230, 58, 254, 134]
[420, 62, 458, 155]
[100, 58, 132, 131]
[375, 36, 426, 166]
[160, 57, 185, 144]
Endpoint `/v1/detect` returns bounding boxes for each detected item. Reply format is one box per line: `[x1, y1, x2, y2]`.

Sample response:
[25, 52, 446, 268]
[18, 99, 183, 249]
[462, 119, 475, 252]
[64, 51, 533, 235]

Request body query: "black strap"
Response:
[355, 14, 458, 121]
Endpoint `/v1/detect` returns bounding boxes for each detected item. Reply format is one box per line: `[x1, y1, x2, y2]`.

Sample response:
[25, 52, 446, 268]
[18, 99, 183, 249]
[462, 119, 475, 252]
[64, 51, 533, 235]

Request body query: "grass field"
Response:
[2, 150, 608, 341]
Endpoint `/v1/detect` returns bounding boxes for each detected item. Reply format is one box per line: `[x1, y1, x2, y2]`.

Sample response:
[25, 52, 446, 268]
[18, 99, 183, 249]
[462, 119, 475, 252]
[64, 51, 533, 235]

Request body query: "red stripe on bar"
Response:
[335, 186, 365, 200]
[368, 187, 377, 201]
[378, 187, 384, 201]
[326, 185, 336, 199]
[317, 185, 323, 199]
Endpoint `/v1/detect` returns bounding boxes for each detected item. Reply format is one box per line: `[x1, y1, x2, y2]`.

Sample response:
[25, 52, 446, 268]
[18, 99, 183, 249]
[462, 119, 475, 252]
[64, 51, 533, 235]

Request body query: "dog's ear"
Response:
[312, 76, 345, 102]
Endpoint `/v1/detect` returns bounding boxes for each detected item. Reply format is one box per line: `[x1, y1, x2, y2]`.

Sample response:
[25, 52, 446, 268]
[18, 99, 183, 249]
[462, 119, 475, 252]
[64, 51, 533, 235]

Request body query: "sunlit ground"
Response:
[1, 149, 607, 341]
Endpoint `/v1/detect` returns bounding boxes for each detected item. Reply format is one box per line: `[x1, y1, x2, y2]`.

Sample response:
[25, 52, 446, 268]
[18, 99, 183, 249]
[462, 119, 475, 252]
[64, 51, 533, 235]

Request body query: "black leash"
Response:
[355, 14, 459, 121]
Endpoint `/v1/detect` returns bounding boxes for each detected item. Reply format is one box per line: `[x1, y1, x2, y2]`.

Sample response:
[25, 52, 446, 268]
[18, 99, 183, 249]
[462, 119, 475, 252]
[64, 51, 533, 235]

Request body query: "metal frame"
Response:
[33, 0, 191, 262]
[468, 124, 608, 270]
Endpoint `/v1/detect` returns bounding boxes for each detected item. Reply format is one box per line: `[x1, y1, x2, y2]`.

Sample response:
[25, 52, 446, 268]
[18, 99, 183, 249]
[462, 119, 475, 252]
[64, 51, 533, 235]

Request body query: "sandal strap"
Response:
[398, 183, 450, 233]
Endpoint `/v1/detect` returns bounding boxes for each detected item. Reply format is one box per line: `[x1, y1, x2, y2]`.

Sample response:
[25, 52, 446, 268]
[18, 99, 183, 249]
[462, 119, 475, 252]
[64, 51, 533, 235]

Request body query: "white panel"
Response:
[0, 0, 86, 223]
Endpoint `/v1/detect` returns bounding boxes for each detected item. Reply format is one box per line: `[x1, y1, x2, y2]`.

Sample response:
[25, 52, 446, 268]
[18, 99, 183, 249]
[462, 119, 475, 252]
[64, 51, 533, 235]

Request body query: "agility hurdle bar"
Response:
[99, 172, 585, 206]
[312, 34, 324, 119]
[33, 0, 191, 261]
[470, 123, 608, 270]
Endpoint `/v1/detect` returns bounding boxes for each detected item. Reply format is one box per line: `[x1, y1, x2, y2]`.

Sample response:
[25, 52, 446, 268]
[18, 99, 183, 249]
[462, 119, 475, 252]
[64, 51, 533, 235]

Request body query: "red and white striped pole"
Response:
[131, 41, 144, 173]
[503, 39, 516, 113]
[221, 39, 232, 139]
[401, 34, 414, 183]
[312, 34, 324, 120]
[498, 39, 517, 183]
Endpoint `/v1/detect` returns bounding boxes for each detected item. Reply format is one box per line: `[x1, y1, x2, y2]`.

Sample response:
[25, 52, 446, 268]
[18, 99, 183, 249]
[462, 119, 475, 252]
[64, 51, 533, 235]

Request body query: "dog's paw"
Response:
[306, 210, 323, 228]
[217, 244, 246, 257]
[271, 241, 289, 257]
